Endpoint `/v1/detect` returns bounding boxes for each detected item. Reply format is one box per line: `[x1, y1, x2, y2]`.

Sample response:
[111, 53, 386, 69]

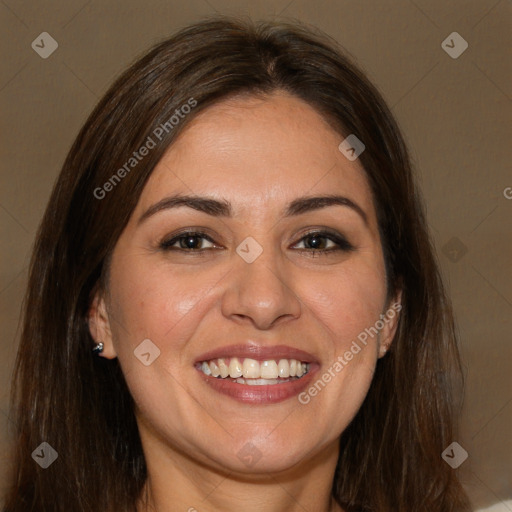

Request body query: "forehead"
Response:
[136, 92, 376, 222]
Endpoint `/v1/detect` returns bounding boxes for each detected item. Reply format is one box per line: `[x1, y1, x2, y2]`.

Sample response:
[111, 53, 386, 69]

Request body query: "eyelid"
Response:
[291, 228, 355, 252]
[160, 230, 221, 250]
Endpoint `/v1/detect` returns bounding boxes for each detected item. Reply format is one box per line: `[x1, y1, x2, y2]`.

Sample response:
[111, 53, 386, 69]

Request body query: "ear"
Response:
[378, 290, 402, 359]
[88, 288, 117, 359]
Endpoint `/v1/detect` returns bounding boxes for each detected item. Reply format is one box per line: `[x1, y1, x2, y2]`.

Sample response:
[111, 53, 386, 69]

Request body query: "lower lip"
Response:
[196, 366, 318, 404]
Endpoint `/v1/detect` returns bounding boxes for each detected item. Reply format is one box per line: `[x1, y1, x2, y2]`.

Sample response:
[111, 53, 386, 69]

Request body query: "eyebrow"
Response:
[137, 194, 368, 226]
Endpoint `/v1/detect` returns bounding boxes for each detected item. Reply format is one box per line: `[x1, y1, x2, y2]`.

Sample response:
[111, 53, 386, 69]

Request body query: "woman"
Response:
[3, 16, 471, 512]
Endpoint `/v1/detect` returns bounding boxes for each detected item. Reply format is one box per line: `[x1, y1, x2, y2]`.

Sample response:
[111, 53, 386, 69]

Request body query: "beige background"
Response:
[1, 0, 510, 509]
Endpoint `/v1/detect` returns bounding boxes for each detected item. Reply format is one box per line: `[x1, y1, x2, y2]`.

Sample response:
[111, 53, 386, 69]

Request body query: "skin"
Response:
[89, 91, 401, 512]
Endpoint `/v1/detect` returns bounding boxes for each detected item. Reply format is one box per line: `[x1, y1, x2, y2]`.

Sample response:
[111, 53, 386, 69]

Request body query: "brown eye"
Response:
[160, 232, 216, 251]
[293, 231, 354, 254]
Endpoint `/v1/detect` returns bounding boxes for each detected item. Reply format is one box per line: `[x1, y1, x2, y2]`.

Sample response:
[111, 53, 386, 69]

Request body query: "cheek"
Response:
[302, 260, 387, 350]
[294, 258, 386, 433]
[107, 253, 218, 361]
[105, 260, 215, 426]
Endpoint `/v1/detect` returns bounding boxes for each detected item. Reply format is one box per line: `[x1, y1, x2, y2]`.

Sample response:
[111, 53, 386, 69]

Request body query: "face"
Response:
[89, 92, 400, 475]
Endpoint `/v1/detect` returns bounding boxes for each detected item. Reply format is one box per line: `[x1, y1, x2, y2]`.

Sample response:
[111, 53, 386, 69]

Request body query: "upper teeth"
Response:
[200, 358, 309, 379]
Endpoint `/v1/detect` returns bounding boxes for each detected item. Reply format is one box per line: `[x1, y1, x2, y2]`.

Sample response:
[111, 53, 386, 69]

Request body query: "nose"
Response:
[221, 244, 302, 330]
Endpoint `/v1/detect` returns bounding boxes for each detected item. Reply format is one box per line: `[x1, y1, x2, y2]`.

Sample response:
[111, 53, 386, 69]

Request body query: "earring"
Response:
[92, 342, 104, 354]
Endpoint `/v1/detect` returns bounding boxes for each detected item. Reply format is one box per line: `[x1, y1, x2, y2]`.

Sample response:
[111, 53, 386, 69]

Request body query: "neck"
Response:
[136, 435, 344, 512]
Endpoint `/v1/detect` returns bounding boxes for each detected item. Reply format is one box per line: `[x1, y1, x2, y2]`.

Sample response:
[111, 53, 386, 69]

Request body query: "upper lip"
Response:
[195, 342, 318, 364]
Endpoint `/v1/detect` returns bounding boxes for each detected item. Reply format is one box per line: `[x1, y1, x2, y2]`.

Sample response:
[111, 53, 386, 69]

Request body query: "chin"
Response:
[196, 433, 327, 476]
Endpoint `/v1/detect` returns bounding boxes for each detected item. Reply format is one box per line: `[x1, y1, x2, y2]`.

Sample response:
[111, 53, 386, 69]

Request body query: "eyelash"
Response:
[159, 230, 354, 256]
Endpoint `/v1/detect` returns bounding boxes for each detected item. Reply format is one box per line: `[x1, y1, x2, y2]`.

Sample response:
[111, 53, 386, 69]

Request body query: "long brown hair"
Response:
[4, 16, 471, 511]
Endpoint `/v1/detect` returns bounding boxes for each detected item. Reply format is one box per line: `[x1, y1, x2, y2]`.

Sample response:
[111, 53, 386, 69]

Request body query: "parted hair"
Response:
[4, 16, 471, 512]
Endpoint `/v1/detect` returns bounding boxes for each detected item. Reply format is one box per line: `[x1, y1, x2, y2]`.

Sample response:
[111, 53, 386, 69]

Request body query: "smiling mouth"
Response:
[197, 357, 310, 385]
